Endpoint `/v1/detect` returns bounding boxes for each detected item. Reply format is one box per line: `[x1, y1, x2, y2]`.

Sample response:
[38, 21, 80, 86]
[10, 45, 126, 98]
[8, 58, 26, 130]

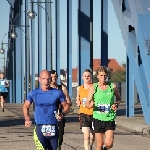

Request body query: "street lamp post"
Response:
[0, 48, 6, 75]
[0, 32, 13, 75]
[10, 25, 30, 39]
[27, 1, 51, 21]
[28, 0, 53, 70]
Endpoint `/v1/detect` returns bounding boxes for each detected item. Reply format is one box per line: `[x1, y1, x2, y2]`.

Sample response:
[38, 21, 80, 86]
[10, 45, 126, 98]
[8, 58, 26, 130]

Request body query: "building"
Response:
[63, 58, 125, 87]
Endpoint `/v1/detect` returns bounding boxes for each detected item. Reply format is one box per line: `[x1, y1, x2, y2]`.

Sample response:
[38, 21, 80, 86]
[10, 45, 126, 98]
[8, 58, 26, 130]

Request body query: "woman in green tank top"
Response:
[85, 66, 121, 150]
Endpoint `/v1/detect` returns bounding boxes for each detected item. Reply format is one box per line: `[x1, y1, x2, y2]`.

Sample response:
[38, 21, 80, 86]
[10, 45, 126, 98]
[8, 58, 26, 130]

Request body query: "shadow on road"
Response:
[0, 118, 35, 127]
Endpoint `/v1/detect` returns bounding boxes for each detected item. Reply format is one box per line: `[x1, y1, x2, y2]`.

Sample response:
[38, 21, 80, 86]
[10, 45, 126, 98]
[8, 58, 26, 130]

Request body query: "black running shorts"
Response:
[80, 113, 93, 129]
[0, 92, 8, 99]
[58, 117, 66, 145]
[93, 118, 116, 133]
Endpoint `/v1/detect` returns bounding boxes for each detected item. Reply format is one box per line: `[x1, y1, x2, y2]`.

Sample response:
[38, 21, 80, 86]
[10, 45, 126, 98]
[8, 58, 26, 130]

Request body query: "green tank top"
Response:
[93, 82, 116, 121]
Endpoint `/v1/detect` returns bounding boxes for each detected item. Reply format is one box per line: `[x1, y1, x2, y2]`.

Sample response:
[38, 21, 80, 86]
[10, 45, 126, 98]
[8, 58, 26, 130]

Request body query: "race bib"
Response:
[97, 104, 110, 113]
[0, 81, 5, 85]
[82, 98, 87, 107]
[41, 125, 55, 136]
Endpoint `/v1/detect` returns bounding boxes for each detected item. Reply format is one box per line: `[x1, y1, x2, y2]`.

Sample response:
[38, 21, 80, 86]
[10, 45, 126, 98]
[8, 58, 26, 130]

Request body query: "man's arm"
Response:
[5, 80, 9, 87]
[76, 86, 80, 106]
[62, 85, 72, 106]
[85, 85, 95, 108]
[23, 100, 32, 127]
[111, 83, 121, 112]
[61, 100, 70, 116]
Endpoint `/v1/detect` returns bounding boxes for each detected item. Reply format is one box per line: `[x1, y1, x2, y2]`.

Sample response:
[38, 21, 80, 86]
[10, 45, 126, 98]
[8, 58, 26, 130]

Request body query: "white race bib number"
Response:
[97, 104, 110, 113]
[82, 98, 87, 107]
[41, 125, 55, 136]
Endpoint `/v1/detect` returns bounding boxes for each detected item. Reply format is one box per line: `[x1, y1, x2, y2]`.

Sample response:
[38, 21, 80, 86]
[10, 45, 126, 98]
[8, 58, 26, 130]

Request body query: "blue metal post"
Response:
[25, 0, 30, 97]
[101, 0, 108, 67]
[38, 0, 43, 80]
[12, 47, 15, 103]
[21, 1, 24, 102]
[90, 0, 93, 74]
[126, 55, 134, 117]
[14, 1, 23, 103]
[78, 0, 91, 85]
[55, 0, 60, 84]
[45, 0, 51, 70]
[8, 80, 12, 103]
[31, 13, 35, 90]
[15, 17, 22, 103]
[67, 0, 72, 97]
[7, 6, 15, 103]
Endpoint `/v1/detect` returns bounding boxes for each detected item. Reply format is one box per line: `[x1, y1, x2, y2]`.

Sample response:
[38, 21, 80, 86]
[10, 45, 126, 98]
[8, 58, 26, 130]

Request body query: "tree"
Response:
[109, 69, 126, 82]
[93, 74, 98, 83]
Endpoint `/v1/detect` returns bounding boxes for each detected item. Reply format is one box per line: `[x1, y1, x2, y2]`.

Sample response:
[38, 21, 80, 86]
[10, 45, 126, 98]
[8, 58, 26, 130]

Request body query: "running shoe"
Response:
[103, 145, 108, 150]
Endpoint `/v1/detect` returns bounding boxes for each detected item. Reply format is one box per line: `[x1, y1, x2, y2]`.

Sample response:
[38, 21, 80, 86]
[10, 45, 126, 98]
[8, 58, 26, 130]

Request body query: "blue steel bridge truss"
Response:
[4, 0, 150, 124]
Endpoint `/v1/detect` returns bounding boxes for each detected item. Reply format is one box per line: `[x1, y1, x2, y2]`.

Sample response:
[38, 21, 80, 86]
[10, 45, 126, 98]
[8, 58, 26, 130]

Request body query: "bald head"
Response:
[39, 70, 51, 88]
[40, 70, 50, 78]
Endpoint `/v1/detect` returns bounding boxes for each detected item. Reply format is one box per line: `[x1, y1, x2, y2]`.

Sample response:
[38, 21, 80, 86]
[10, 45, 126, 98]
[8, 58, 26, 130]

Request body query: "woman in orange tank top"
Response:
[76, 69, 95, 150]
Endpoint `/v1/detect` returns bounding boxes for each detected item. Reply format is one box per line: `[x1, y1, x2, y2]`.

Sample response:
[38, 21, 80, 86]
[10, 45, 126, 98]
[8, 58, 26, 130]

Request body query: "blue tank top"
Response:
[27, 87, 66, 125]
[0, 79, 8, 92]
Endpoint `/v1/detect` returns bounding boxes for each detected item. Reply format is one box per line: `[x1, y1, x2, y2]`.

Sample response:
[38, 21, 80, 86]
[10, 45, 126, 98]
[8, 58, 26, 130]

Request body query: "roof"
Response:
[71, 59, 125, 82]
[93, 58, 125, 72]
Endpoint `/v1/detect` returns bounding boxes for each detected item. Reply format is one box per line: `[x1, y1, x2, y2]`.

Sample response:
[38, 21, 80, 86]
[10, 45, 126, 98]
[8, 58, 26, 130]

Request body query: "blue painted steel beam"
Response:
[67, 0, 72, 97]
[7, 6, 15, 103]
[137, 14, 150, 106]
[15, 13, 22, 103]
[12, 44, 15, 103]
[25, 0, 30, 98]
[38, 0, 43, 81]
[55, 0, 60, 84]
[127, 32, 150, 124]
[78, 0, 91, 85]
[126, 55, 134, 117]
[8, 80, 12, 103]
[31, 12, 35, 90]
[139, 64, 149, 104]
[45, 0, 51, 70]
[21, 1, 24, 102]
[101, 0, 108, 67]
[90, 0, 93, 73]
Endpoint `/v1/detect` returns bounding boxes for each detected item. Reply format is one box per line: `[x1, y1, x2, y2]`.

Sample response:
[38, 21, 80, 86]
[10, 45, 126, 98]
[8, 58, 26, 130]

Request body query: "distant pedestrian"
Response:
[0, 73, 9, 112]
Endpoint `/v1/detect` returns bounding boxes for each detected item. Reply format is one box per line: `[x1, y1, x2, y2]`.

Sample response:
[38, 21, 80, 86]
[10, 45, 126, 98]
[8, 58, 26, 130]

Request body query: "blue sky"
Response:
[0, 0, 126, 71]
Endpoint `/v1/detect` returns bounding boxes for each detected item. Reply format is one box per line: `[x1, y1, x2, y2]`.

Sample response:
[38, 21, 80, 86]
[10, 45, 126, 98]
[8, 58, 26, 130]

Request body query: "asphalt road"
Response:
[0, 106, 150, 150]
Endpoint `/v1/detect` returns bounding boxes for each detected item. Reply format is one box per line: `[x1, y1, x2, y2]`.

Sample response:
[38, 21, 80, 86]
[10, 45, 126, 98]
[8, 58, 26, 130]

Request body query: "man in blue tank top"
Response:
[23, 70, 70, 150]
[0, 73, 9, 112]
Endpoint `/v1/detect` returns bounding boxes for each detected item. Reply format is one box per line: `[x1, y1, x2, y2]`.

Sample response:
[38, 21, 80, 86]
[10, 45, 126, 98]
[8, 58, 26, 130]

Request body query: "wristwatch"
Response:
[115, 103, 118, 108]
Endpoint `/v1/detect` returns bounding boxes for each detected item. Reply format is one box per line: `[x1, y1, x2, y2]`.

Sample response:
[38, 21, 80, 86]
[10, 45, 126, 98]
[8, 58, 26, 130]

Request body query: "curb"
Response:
[115, 119, 150, 135]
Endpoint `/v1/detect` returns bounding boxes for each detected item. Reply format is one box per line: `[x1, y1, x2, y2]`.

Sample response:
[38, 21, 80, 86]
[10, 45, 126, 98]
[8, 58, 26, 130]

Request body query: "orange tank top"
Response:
[79, 85, 93, 115]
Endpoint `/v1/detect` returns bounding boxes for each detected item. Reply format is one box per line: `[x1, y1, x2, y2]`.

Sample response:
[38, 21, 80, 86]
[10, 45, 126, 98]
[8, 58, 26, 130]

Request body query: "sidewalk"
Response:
[72, 101, 150, 135]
